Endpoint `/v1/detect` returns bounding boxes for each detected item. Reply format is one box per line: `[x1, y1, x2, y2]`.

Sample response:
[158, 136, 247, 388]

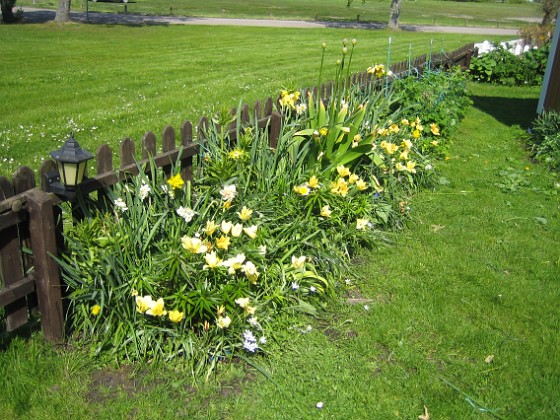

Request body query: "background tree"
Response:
[388, 0, 403, 29]
[347, 0, 403, 29]
[55, 0, 71, 22]
[541, 0, 560, 25]
[1, 0, 17, 23]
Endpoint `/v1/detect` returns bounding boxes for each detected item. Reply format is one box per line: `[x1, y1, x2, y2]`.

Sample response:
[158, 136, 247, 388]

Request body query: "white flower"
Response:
[242, 329, 258, 353]
[114, 198, 128, 212]
[291, 282, 299, 290]
[425, 164, 433, 171]
[258, 245, 267, 257]
[364, 305, 370, 311]
[316, 402, 324, 409]
[309, 286, 316, 293]
[296, 103, 307, 115]
[221, 220, 233, 234]
[248, 316, 259, 328]
[259, 336, 267, 345]
[356, 218, 369, 230]
[220, 184, 237, 201]
[161, 184, 175, 199]
[231, 223, 243, 237]
[243, 330, 256, 342]
[176, 206, 196, 223]
[243, 225, 258, 239]
[139, 183, 151, 200]
[291, 255, 306, 269]
[345, 278, 352, 285]
[223, 254, 246, 274]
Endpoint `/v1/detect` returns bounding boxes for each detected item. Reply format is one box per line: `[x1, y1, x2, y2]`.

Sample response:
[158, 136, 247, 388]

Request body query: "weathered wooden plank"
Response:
[0, 276, 35, 307]
[120, 138, 136, 168]
[180, 121, 194, 182]
[0, 209, 27, 231]
[0, 177, 29, 331]
[96, 144, 113, 175]
[142, 131, 157, 160]
[264, 97, 273, 117]
[39, 160, 58, 192]
[254, 100, 262, 120]
[13, 166, 35, 194]
[269, 111, 282, 149]
[241, 104, 250, 125]
[161, 126, 176, 178]
[26, 189, 64, 343]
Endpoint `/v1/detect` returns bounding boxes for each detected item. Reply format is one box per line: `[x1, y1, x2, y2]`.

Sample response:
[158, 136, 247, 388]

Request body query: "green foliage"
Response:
[392, 68, 472, 154]
[527, 110, 560, 170]
[468, 42, 550, 86]
[29, 36, 473, 379]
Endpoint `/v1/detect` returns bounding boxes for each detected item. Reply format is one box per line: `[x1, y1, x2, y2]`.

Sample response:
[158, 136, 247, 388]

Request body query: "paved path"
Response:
[19, 7, 519, 36]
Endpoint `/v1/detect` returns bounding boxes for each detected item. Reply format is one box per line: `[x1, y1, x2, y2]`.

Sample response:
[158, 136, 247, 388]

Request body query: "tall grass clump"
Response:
[527, 111, 560, 171]
[56, 39, 472, 377]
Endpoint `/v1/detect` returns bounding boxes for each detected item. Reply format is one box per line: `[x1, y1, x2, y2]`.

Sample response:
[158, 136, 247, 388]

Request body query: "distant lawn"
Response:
[0, 23, 506, 177]
[17, 0, 542, 28]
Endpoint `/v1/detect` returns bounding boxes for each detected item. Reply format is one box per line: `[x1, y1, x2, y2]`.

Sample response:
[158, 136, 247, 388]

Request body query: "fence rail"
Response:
[0, 43, 476, 342]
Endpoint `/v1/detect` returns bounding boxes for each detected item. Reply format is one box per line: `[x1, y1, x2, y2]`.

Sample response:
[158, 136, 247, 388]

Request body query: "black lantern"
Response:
[46, 133, 93, 197]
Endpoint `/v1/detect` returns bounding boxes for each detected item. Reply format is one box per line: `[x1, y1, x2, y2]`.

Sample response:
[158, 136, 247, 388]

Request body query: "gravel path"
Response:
[19, 7, 519, 36]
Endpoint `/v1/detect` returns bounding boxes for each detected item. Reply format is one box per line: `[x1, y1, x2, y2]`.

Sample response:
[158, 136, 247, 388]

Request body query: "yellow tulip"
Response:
[168, 309, 184, 323]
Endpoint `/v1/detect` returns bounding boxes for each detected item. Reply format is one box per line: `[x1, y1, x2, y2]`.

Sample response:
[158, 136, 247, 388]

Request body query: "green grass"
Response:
[2, 83, 559, 418]
[0, 23, 504, 177]
[17, 0, 542, 28]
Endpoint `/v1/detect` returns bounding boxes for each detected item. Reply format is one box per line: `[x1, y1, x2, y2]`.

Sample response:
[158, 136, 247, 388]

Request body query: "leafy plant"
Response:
[468, 42, 550, 86]
[54, 38, 474, 376]
[527, 110, 560, 170]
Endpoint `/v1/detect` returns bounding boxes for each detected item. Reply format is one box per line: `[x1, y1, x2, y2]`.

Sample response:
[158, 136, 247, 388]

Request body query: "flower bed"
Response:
[57, 41, 471, 375]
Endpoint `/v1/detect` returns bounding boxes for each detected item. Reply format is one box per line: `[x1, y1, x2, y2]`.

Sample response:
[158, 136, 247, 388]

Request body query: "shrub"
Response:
[468, 42, 550, 86]
[527, 111, 560, 170]
[391, 68, 472, 156]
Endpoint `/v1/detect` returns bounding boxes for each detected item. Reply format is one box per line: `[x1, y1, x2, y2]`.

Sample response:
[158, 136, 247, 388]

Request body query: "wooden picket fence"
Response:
[0, 43, 476, 343]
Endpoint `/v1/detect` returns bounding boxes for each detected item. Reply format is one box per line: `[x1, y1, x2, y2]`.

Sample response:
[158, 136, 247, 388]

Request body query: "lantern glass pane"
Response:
[61, 162, 79, 187]
[76, 162, 87, 185]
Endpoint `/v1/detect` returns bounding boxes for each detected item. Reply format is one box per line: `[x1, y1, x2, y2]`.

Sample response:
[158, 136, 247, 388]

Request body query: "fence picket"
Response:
[96, 144, 113, 175]
[0, 176, 28, 331]
[120, 138, 136, 168]
[180, 121, 194, 182]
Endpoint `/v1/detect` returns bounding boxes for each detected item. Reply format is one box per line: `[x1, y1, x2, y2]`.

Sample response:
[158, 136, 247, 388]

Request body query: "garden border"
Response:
[0, 43, 475, 343]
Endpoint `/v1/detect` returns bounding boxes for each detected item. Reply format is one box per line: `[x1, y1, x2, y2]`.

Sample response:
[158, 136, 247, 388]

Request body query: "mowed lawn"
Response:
[0, 23, 506, 176]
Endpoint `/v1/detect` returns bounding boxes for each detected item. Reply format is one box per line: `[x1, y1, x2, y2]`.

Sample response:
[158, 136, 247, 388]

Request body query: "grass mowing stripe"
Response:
[0, 23, 503, 176]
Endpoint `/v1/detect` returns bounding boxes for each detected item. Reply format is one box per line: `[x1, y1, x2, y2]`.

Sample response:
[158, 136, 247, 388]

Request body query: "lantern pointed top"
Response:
[50, 133, 94, 163]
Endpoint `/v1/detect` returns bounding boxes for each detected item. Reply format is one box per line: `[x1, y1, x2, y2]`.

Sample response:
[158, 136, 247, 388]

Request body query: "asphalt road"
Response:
[18, 7, 520, 36]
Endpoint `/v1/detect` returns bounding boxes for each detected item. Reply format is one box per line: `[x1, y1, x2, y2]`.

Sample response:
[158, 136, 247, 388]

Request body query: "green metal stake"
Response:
[408, 43, 412, 77]
[386, 37, 391, 92]
[428, 39, 433, 74]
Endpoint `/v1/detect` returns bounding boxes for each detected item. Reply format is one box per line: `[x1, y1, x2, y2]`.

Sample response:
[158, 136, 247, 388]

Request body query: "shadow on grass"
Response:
[471, 95, 539, 129]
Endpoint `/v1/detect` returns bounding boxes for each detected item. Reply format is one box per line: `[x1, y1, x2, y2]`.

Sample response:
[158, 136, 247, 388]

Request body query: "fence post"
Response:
[269, 111, 282, 149]
[26, 189, 64, 343]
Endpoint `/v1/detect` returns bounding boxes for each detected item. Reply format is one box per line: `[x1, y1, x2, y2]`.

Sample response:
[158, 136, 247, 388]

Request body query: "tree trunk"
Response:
[55, 0, 71, 23]
[388, 0, 402, 29]
[1, 0, 17, 24]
